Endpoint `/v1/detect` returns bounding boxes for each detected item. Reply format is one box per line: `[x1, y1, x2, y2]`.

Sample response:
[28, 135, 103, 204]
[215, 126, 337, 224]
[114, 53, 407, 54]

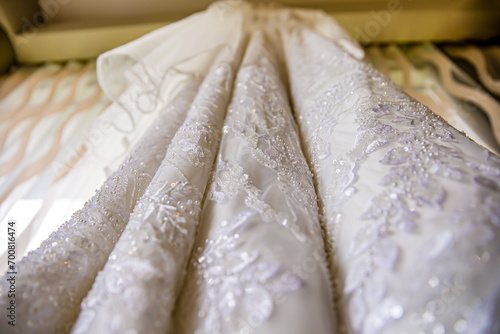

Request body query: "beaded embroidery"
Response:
[0, 81, 199, 334]
[284, 27, 500, 334]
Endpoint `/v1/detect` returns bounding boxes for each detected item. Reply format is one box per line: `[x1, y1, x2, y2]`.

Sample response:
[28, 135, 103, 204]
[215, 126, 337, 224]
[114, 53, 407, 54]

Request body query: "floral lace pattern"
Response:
[173, 31, 336, 334]
[193, 209, 304, 333]
[208, 59, 322, 241]
[0, 81, 199, 334]
[71, 181, 202, 334]
[71, 61, 238, 334]
[209, 156, 279, 222]
[284, 27, 500, 334]
[2, 4, 500, 334]
[166, 66, 231, 174]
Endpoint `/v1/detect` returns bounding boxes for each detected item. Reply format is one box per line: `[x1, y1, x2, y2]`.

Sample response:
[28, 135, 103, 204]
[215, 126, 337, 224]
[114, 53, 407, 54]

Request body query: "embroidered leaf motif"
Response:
[344, 261, 369, 294]
[349, 291, 368, 332]
[380, 147, 411, 165]
[242, 286, 274, 320]
[364, 272, 387, 304]
[419, 231, 454, 260]
[371, 239, 399, 270]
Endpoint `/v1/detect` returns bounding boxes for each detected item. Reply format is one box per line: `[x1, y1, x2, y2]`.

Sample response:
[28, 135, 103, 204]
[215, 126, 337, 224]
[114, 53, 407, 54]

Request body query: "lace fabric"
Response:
[283, 27, 500, 334]
[1, 2, 499, 334]
[70, 46, 243, 333]
[0, 80, 198, 334]
[172, 29, 336, 334]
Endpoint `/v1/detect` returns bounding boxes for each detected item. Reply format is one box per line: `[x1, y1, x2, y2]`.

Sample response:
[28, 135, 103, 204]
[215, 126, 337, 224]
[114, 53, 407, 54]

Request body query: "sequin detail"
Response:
[0, 82, 199, 334]
[71, 61, 237, 334]
[284, 27, 500, 334]
[173, 30, 335, 334]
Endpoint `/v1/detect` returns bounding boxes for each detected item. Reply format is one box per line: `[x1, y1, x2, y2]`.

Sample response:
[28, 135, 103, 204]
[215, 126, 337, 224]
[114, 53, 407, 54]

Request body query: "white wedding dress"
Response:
[0, 2, 499, 334]
[283, 26, 500, 334]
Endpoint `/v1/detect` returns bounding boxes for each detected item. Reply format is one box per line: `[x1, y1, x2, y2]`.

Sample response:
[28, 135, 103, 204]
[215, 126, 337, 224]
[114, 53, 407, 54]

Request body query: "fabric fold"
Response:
[283, 25, 500, 334]
[71, 38, 245, 334]
[97, 1, 245, 106]
[172, 29, 337, 334]
[0, 80, 198, 334]
[2, 2, 499, 334]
